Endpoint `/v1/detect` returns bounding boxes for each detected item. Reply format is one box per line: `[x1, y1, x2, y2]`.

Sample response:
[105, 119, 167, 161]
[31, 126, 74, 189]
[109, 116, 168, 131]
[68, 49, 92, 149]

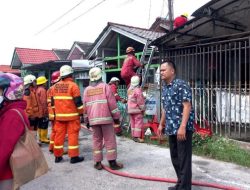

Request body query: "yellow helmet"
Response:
[89, 67, 102, 82]
[126, 47, 135, 54]
[182, 13, 188, 18]
[36, 76, 47, 85]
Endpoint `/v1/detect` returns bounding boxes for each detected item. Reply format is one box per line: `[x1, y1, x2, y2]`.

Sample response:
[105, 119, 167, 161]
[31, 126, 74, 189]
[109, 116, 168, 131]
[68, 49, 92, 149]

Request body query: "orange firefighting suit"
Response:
[121, 54, 142, 87]
[83, 82, 120, 162]
[23, 86, 39, 130]
[174, 15, 187, 28]
[51, 77, 84, 158]
[127, 86, 145, 138]
[109, 83, 123, 134]
[47, 85, 56, 151]
[36, 85, 49, 129]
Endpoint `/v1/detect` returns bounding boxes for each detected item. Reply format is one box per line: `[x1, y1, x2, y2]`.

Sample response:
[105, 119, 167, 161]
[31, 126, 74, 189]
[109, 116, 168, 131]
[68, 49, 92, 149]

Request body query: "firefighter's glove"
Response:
[114, 119, 120, 125]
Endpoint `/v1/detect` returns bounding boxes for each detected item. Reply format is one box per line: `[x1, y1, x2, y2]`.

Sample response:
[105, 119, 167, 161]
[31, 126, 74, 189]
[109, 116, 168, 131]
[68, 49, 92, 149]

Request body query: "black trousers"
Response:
[37, 117, 49, 129]
[169, 131, 193, 190]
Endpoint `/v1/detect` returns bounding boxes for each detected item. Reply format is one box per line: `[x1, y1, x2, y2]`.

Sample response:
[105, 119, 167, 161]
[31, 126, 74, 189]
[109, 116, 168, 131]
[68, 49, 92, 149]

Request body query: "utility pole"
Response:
[168, 0, 174, 31]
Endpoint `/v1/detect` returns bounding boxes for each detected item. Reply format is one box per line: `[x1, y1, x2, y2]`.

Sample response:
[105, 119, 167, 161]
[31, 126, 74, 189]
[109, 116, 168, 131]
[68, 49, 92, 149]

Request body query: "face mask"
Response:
[0, 96, 4, 104]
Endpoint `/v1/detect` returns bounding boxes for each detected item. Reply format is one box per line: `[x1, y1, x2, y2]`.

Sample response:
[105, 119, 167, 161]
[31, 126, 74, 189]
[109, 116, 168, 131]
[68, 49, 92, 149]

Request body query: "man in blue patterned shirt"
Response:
[157, 61, 194, 190]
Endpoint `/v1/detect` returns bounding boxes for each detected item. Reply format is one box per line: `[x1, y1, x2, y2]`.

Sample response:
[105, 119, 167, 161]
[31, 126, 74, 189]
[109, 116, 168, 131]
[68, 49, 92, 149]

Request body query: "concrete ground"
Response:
[21, 128, 250, 190]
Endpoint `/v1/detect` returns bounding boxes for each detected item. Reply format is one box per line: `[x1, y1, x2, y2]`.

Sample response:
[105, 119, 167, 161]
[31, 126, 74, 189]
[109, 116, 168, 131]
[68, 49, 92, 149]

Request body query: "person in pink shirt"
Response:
[83, 67, 123, 170]
[127, 76, 145, 143]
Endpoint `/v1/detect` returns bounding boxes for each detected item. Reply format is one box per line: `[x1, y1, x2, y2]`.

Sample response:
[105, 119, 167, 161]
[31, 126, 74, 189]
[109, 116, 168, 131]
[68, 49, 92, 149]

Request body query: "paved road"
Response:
[21, 129, 250, 190]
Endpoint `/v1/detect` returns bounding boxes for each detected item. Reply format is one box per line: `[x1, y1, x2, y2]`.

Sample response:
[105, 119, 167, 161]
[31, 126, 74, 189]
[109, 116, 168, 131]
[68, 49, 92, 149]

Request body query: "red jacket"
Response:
[0, 100, 28, 180]
[174, 16, 187, 28]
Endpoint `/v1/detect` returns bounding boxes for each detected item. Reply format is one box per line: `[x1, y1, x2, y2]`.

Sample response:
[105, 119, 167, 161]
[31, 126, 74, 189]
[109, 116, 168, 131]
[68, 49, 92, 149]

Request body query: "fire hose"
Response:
[81, 125, 242, 190]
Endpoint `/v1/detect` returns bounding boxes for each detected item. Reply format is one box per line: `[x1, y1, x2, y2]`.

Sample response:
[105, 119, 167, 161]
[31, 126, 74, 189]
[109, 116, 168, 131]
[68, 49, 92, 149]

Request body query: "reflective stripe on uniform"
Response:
[54, 145, 63, 149]
[54, 96, 73, 100]
[107, 149, 116, 153]
[77, 105, 84, 109]
[49, 114, 55, 118]
[134, 128, 142, 132]
[111, 108, 119, 114]
[56, 113, 79, 117]
[86, 99, 107, 106]
[90, 117, 112, 122]
[50, 141, 54, 144]
[94, 150, 102, 154]
[68, 145, 79, 150]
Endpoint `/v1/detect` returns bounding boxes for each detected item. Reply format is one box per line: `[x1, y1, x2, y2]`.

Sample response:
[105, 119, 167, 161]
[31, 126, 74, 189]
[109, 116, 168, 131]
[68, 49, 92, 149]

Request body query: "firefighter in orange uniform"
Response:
[47, 71, 60, 153]
[121, 47, 143, 87]
[36, 76, 50, 144]
[23, 74, 39, 132]
[52, 65, 84, 163]
[174, 13, 188, 28]
[83, 67, 123, 170]
[108, 77, 127, 136]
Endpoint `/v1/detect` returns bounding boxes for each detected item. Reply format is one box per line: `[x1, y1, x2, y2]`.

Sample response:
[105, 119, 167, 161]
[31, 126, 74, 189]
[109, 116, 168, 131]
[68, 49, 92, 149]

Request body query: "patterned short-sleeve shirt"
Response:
[162, 78, 195, 135]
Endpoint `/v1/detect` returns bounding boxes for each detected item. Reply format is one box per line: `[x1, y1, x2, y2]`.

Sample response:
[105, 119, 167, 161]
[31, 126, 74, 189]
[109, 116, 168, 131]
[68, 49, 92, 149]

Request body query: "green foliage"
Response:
[192, 133, 250, 167]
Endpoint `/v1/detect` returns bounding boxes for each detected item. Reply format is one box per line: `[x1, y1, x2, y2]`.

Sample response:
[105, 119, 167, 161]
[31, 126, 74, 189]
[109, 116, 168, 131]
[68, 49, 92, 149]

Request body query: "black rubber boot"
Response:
[55, 156, 63, 163]
[109, 160, 123, 170]
[70, 156, 84, 164]
[94, 162, 103, 170]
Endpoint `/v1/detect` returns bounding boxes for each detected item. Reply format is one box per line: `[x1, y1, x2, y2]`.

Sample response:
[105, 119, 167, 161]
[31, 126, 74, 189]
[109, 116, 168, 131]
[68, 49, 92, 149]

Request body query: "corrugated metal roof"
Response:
[15, 48, 59, 64]
[152, 0, 250, 47]
[87, 22, 165, 58]
[53, 49, 70, 60]
[109, 22, 165, 41]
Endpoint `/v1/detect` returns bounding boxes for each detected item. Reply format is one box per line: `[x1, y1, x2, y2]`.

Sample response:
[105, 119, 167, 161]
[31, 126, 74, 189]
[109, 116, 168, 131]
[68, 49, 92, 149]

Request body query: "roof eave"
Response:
[87, 26, 148, 59]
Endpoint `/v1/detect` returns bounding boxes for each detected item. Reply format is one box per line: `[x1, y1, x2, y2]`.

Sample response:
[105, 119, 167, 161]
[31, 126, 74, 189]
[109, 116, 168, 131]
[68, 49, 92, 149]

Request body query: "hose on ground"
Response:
[81, 126, 241, 190]
[102, 165, 241, 190]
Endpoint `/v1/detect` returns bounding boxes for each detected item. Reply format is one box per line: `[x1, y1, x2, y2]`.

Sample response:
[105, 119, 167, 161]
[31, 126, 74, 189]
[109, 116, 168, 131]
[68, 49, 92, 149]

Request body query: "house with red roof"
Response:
[0, 65, 21, 76]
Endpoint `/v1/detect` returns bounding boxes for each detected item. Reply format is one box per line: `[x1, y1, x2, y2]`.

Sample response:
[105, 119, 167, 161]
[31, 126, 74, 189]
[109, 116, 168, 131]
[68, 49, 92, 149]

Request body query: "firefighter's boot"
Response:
[55, 156, 63, 163]
[70, 156, 84, 164]
[109, 160, 123, 170]
[94, 162, 103, 170]
[40, 129, 50, 144]
[38, 128, 42, 142]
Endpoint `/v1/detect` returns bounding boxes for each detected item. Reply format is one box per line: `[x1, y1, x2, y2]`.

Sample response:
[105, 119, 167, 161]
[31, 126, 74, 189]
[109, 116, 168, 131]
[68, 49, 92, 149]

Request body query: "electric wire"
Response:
[54, 0, 107, 32]
[35, 0, 87, 35]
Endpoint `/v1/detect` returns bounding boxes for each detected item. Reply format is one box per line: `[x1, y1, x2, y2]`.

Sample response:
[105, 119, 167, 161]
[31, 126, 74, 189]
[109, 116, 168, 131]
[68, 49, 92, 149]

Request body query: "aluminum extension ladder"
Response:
[136, 40, 156, 88]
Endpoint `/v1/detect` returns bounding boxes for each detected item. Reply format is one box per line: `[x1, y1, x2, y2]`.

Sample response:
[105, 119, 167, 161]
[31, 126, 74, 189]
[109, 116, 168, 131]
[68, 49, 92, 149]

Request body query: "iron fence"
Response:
[163, 37, 250, 140]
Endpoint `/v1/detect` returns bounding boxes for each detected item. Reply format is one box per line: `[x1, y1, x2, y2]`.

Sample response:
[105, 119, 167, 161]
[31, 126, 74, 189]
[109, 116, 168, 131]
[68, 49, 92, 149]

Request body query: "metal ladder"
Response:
[137, 40, 156, 88]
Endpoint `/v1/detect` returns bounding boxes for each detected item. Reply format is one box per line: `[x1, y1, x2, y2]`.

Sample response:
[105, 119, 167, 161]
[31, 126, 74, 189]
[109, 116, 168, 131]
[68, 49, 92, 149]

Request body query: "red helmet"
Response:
[51, 71, 60, 84]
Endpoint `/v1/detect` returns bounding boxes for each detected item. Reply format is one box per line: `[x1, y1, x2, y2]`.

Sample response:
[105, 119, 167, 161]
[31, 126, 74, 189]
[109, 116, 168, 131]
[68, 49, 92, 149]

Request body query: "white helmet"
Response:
[24, 74, 36, 86]
[89, 67, 102, 82]
[131, 76, 140, 87]
[60, 65, 73, 78]
[109, 77, 120, 83]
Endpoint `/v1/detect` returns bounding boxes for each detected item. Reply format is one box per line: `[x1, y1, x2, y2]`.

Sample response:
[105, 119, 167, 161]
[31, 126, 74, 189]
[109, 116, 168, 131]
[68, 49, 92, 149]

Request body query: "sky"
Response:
[0, 0, 210, 65]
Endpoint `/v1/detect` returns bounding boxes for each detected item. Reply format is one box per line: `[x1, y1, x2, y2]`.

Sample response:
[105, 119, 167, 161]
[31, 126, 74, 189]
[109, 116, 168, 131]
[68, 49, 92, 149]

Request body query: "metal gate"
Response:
[163, 37, 250, 140]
